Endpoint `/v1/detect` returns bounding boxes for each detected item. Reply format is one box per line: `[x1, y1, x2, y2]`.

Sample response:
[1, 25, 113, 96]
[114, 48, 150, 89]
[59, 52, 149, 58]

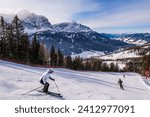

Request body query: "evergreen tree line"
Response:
[122, 54, 150, 75]
[0, 15, 42, 64]
[0, 15, 65, 66]
[65, 54, 150, 74]
[0, 15, 29, 61]
[125, 46, 150, 75]
[65, 56, 120, 72]
[49, 45, 64, 67]
[140, 54, 150, 75]
[142, 54, 150, 70]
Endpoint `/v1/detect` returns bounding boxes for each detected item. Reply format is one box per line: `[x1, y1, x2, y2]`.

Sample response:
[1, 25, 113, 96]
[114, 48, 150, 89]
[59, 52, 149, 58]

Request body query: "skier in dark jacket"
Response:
[40, 68, 55, 92]
[118, 78, 124, 90]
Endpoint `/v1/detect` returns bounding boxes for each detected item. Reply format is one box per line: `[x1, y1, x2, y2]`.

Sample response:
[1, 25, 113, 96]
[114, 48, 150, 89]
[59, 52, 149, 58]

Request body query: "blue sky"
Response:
[0, 0, 150, 33]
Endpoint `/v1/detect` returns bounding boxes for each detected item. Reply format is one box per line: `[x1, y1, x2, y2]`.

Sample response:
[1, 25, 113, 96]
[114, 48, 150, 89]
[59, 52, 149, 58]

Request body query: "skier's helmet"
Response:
[49, 68, 54, 73]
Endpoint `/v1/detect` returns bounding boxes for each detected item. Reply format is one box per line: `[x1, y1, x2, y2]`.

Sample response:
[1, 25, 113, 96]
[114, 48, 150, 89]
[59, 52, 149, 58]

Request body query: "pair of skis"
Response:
[22, 81, 63, 98]
[22, 89, 63, 98]
[37, 90, 63, 98]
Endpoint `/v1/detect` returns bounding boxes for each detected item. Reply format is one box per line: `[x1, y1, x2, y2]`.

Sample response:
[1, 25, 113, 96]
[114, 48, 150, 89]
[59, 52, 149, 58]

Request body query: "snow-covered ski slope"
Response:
[0, 60, 150, 100]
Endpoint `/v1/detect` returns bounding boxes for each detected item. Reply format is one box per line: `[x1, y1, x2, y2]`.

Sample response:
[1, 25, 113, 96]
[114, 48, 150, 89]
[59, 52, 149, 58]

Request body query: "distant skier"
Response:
[40, 68, 55, 92]
[123, 74, 125, 78]
[118, 78, 124, 90]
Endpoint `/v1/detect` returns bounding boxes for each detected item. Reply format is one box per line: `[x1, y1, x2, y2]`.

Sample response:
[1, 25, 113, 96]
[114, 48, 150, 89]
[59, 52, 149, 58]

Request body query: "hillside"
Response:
[0, 60, 150, 100]
[95, 42, 150, 60]
[104, 33, 150, 46]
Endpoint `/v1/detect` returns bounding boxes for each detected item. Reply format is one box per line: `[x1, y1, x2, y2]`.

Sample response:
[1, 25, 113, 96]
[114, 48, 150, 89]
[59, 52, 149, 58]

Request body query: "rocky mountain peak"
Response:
[52, 21, 93, 33]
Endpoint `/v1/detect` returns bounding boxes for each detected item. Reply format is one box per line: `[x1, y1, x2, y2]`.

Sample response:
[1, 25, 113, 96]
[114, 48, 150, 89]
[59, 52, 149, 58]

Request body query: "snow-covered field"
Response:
[0, 60, 150, 100]
[71, 51, 105, 59]
[97, 50, 141, 60]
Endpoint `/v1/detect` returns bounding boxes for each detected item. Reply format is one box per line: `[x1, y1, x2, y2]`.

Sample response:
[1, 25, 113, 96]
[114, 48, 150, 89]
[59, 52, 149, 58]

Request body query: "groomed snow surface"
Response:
[0, 60, 150, 100]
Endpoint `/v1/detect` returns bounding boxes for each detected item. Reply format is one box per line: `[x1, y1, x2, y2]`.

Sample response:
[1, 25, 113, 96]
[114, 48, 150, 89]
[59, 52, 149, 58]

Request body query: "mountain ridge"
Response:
[104, 33, 150, 46]
[1, 10, 144, 56]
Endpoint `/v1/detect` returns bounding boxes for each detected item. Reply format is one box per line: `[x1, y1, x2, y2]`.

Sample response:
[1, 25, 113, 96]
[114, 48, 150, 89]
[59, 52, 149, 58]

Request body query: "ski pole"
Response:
[54, 81, 60, 93]
[22, 86, 43, 95]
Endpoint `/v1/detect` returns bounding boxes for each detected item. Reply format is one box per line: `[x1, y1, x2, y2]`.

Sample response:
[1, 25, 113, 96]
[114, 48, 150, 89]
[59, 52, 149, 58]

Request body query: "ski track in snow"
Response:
[0, 60, 150, 100]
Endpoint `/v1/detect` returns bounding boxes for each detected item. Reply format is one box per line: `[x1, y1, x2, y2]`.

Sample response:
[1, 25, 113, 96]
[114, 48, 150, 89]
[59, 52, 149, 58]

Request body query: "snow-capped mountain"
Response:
[0, 10, 53, 34]
[0, 10, 132, 56]
[52, 21, 92, 32]
[17, 10, 53, 34]
[104, 33, 150, 46]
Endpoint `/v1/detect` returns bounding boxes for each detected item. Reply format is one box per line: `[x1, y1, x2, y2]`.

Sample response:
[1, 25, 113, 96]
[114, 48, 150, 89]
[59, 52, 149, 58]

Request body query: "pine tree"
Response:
[72, 56, 83, 70]
[110, 63, 115, 71]
[20, 34, 30, 62]
[114, 63, 119, 72]
[30, 34, 40, 64]
[11, 15, 25, 60]
[126, 61, 134, 72]
[38, 43, 46, 65]
[65, 55, 73, 69]
[50, 45, 56, 67]
[141, 54, 150, 75]
[0, 16, 7, 57]
[57, 49, 64, 67]
[6, 24, 15, 58]
[101, 63, 108, 71]
[92, 61, 102, 71]
[84, 61, 92, 71]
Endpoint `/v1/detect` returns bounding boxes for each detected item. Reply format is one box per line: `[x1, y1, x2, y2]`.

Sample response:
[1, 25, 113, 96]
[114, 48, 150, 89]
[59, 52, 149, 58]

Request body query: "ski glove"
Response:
[49, 77, 55, 81]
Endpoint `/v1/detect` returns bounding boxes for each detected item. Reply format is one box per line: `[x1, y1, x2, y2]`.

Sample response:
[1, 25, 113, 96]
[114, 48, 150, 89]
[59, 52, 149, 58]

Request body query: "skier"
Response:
[118, 78, 124, 90]
[40, 68, 55, 93]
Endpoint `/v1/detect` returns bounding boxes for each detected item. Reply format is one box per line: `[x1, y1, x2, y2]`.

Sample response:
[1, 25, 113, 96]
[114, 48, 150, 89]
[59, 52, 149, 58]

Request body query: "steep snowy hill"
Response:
[0, 60, 150, 100]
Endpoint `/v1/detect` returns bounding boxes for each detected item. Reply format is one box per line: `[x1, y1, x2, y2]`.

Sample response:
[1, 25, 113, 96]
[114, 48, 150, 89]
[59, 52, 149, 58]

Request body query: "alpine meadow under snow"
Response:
[0, 60, 150, 100]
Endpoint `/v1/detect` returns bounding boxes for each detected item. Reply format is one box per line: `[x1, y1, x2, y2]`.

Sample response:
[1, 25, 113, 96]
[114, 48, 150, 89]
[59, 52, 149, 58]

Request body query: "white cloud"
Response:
[0, 0, 149, 33]
[79, 1, 150, 32]
[82, 9, 150, 28]
[0, 0, 100, 24]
